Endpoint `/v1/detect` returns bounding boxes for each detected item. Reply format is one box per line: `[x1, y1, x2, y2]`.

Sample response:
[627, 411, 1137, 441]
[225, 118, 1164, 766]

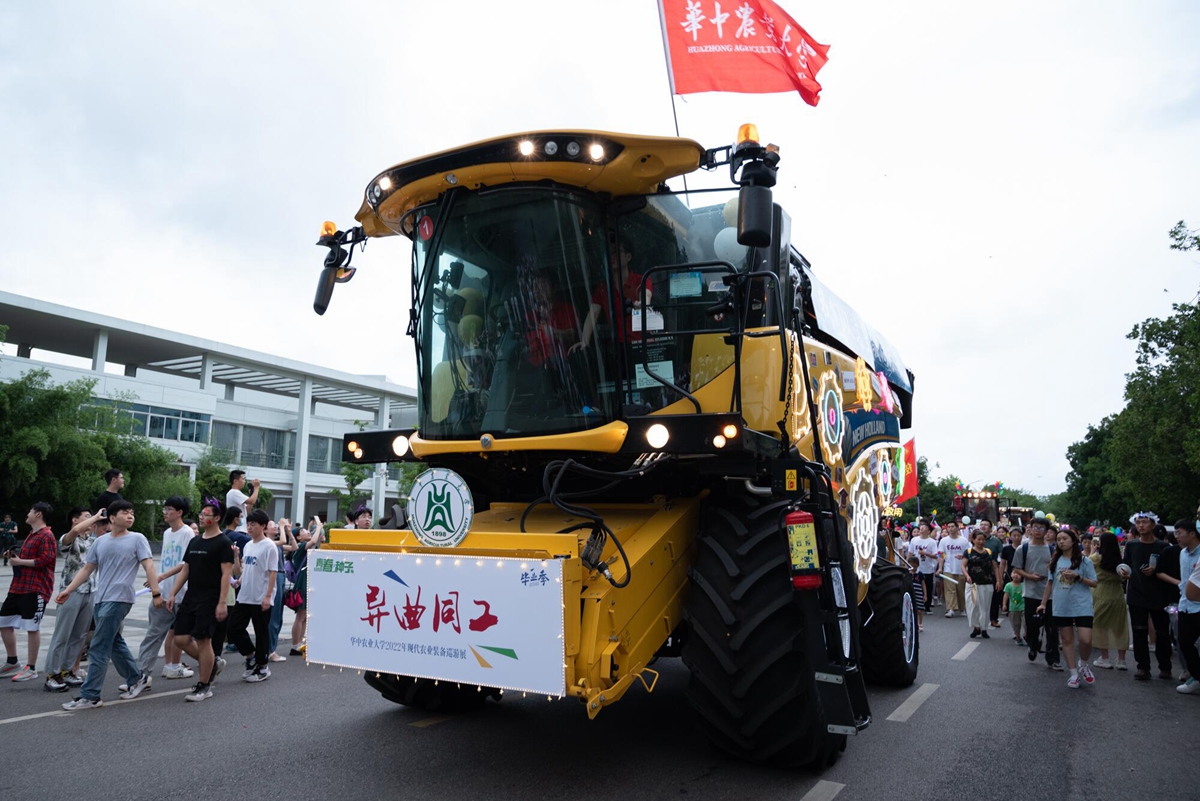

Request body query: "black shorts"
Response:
[1052, 615, 1094, 629]
[175, 596, 219, 641]
[0, 592, 46, 631]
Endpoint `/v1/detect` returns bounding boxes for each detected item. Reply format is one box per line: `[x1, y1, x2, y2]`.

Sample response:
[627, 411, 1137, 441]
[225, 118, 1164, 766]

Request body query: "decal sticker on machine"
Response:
[307, 552, 566, 697]
[669, 271, 704, 297]
[407, 468, 474, 548]
[855, 357, 874, 412]
[819, 371, 845, 464]
[630, 308, 664, 332]
[418, 216, 434, 241]
[849, 469, 879, 583]
[635, 361, 675, 389]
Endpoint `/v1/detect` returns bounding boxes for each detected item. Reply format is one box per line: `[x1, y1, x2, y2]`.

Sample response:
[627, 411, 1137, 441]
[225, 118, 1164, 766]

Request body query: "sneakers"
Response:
[210, 657, 226, 684]
[162, 665, 195, 680]
[1079, 664, 1095, 685]
[244, 665, 271, 683]
[268, 653, 287, 663]
[120, 672, 152, 700]
[1159, 670, 1174, 681]
[981, 631, 990, 639]
[288, 647, 304, 656]
[11, 665, 39, 682]
[1134, 669, 1151, 681]
[61, 696, 103, 711]
[0, 662, 22, 679]
[44, 674, 69, 693]
[1028, 649, 1038, 662]
[1015, 638, 1027, 647]
[945, 611, 955, 618]
[63, 671, 85, 686]
[118, 674, 150, 693]
[242, 657, 257, 680]
[1093, 657, 1113, 669]
[1116, 661, 1128, 671]
[1048, 663, 1064, 672]
[1067, 675, 1080, 689]
[970, 628, 980, 638]
[1177, 678, 1199, 695]
[184, 682, 213, 702]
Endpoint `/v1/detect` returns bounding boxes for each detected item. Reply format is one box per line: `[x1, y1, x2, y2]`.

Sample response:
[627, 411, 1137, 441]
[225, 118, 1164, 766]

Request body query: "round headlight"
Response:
[646, 423, 670, 449]
[712, 435, 727, 449]
[353, 448, 364, 459]
[588, 143, 605, 161]
[347, 440, 358, 453]
[722, 424, 738, 438]
[544, 141, 558, 156]
[378, 176, 392, 190]
[392, 435, 410, 458]
[518, 140, 534, 156]
[566, 141, 581, 158]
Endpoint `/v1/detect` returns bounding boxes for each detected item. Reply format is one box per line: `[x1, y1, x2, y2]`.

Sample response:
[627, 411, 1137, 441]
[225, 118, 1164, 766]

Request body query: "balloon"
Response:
[1035, 510, 1045, 518]
[1046, 513, 1057, 523]
[722, 197, 739, 227]
[962, 516, 971, 525]
[713, 227, 748, 264]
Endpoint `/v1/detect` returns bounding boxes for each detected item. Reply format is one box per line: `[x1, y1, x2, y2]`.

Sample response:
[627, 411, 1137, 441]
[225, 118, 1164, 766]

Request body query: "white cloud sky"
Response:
[2, 0, 1197, 495]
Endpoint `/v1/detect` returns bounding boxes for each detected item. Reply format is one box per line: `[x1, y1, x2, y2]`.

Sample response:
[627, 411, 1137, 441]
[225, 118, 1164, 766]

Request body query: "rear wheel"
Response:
[682, 490, 846, 769]
[859, 560, 919, 687]
[364, 672, 499, 712]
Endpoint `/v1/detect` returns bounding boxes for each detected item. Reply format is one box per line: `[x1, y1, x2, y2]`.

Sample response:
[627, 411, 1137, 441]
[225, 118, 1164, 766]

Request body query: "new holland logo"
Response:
[407, 468, 473, 548]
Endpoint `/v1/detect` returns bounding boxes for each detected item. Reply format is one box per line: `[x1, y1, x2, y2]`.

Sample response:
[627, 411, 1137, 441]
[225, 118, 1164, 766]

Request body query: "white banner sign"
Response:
[306, 551, 565, 697]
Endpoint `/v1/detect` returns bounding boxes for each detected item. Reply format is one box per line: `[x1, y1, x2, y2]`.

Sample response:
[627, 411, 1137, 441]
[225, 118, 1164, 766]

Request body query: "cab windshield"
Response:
[412, 188, 615, 439]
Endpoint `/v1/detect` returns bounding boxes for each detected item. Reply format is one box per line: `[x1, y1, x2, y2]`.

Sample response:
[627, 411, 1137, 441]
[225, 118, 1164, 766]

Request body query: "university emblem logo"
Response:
[407, 468, 473, 548]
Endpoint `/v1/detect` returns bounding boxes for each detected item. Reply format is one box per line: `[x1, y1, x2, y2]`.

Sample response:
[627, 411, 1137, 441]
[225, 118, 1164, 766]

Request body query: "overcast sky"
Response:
[2, 1, 1198, 496]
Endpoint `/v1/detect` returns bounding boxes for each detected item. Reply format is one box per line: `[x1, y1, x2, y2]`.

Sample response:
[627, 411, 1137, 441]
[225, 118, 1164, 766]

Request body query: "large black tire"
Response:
[859, 560, 919, 687]
[364, 672, 499, 713]
[682, 491, 847, 769]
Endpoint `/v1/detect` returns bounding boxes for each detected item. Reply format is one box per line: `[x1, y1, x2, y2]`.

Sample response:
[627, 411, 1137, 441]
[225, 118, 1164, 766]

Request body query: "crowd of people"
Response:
[894, 510, 1200, 693]
[0, 468, 337, 708]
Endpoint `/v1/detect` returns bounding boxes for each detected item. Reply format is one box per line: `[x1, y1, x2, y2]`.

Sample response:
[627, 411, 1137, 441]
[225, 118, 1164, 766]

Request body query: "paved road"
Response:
[0, 575, 1194, 801]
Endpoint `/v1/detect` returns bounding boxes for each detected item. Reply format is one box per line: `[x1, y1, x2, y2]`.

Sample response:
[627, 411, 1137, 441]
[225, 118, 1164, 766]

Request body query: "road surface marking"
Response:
[0, 710, 72, 726]
[0, 688, 195, 726]
[800, 780, 845, 801]
[410, 715, 453, 728]
[886, 682, 939, 722]
[952, 642, 980, 661]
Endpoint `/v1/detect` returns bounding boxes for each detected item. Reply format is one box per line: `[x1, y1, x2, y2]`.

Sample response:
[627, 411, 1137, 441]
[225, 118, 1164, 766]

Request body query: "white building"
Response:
[0, 291, 416, 522]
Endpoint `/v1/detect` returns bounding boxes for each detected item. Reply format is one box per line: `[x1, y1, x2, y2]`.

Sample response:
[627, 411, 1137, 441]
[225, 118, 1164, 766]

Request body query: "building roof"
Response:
[0, 291, 415, 413]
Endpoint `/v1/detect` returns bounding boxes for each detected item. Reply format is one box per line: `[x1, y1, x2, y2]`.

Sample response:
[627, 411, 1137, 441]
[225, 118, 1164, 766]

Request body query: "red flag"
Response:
[894, 439, 919, 505]
[658, 0, 830, 106]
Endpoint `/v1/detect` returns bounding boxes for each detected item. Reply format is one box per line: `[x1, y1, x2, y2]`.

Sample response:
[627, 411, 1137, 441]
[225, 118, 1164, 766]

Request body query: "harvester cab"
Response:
[307, 127, 918, 769]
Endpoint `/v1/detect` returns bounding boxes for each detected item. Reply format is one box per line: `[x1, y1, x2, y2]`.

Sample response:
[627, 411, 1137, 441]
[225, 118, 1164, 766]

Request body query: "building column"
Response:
[291, 377, 313, 524]
[16, 343, 32, 358]
[124, 364, 138, 377]
[371, 396, 392, 520]
[199, 353, 215, 390]
[91, 329, 108, 372]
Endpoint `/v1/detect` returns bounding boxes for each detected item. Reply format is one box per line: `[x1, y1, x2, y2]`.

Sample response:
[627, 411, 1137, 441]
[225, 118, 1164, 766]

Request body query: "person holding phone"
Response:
[1040, 528, 1098, 689]
[288, 516, 323, 656]
[1122, 511, 1174, 680]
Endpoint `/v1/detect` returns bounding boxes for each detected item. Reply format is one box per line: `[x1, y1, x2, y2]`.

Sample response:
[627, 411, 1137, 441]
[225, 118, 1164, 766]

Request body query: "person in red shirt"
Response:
[572, 243, 650, 353]
[0, 502, 59, 682]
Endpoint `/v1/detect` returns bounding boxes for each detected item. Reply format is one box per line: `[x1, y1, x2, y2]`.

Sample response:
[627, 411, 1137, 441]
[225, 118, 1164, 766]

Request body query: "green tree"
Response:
[1169, 220, 1200, 252]
[333, 459, 373, 522]
[193, 447, 274, 520]
[0, 369, 110, 530]
[1059, 416, 1136, 526]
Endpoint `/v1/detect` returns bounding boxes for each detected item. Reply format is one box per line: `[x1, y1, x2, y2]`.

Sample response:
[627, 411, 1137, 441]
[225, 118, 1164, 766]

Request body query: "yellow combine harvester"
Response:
[308, 127, 918, 768]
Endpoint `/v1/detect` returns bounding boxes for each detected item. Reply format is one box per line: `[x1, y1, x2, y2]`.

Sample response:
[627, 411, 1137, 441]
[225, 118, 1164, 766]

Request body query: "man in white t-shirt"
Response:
[135, 496, 195, 683]
[225, 509, 277, 683]
[908, 521, 939, 613]
[225, 470, 260, 534]
[938, 520, 968, 617]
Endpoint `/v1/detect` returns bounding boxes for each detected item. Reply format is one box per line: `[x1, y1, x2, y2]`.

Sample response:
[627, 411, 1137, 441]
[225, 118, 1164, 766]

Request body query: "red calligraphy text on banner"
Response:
[659, 0, 830, 106]
[468, 600, 499, 632]
[361, 585, 391, 633]
[394, 586, 427, 631]
[433, 591, 462, 634]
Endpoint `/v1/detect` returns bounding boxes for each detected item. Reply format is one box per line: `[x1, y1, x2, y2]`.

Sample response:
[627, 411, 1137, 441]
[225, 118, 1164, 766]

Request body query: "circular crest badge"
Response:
[407, 468, 474, 548]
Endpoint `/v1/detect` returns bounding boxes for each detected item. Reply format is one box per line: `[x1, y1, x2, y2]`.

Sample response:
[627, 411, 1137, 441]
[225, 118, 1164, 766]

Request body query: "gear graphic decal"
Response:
[849, 469, 879, 583]
[819, 370, 845, 464]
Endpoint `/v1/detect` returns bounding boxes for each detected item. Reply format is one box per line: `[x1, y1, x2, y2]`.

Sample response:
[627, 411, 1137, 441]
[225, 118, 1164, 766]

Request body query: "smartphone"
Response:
[1149, 553, 1160, 570]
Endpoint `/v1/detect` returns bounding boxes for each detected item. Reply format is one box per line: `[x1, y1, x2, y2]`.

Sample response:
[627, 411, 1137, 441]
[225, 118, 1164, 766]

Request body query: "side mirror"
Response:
[737, 185, 773, 247]
[313, 266, 338, 315]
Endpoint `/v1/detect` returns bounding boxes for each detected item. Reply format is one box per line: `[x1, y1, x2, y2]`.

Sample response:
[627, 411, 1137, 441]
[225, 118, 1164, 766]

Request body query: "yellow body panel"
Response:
[409, 420, 629, 458]
[356, 130, 705, 238]
[323, 497, 701, 716]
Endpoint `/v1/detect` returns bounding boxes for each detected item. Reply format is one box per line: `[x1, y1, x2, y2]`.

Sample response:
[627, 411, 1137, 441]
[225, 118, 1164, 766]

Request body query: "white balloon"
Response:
[722, 197, 739, 226]
[962, 516, 971, 525]
[713, 227, 747, 264]
[1035, 510, 1045, 518]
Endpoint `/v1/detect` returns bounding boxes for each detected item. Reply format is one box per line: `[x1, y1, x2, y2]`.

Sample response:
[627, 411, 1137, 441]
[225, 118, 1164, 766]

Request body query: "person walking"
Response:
[1123, 511, 1174, 680]
[1089, 531, 1129, 670]
[909, 521, 938, 614]
[1160, 520, 1199, 694]
[1039, 528, 1098, 688]
[980, 521, 1005, 628]
[266, 518, 296, 663]
[135, 496, 195, 685]
[963, 530, 1001, 638]
[164, 499, 235, 702]
[224, 510, 277, 682]
[1002, 573, 1026, 645]
[937, 521, 968, 618]
[0, 503, 58, 682]
[94, 469, 125, 515]
[288, 517, 323, 656]
[44, 507, 98, 692]
[56, 501, 163, 710]
[1013, 517, 1061, 671]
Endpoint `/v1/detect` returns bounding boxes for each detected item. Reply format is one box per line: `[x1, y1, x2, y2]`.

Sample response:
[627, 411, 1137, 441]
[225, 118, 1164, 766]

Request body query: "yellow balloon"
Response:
[1046, 513, 1057, 523]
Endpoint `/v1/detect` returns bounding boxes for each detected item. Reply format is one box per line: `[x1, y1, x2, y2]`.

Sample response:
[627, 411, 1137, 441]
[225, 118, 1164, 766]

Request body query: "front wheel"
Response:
[364, 672, 499, 712]
[682, 490, 846, 769]
[859, 560, 919, 687]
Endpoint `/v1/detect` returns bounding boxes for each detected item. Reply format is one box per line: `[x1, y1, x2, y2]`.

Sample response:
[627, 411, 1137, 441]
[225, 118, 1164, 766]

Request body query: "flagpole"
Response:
[656, 0, 689, 193]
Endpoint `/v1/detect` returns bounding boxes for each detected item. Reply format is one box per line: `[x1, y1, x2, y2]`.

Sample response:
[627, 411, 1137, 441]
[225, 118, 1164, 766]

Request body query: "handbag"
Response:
[283, 588, 304, 610]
